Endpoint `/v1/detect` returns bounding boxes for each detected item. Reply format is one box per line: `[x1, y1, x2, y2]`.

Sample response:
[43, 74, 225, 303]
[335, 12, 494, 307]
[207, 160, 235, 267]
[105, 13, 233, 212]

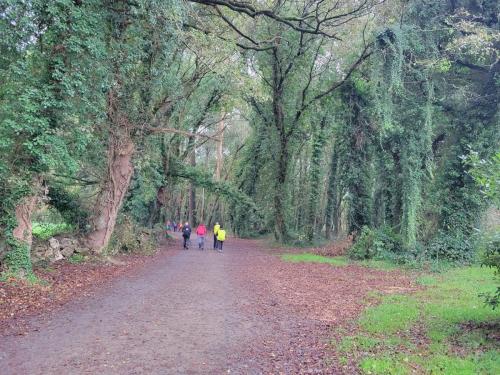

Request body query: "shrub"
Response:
[107, 215, 159, 255]
[32, 222, 74, 241]
[426, 230, 477, 264]
[348, 227, 376, 260]
[47, 185, 89, 232]
[348, 226, 403, 261]
[479, 232, 500, 309]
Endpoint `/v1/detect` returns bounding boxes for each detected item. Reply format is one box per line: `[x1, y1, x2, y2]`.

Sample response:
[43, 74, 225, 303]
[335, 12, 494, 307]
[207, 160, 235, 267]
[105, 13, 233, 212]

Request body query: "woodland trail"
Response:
[1, 234, 414, 374]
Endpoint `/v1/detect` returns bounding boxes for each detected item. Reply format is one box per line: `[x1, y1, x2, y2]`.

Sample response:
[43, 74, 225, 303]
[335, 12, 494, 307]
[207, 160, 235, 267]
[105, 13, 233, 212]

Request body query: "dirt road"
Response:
[1, 235, 413, 374]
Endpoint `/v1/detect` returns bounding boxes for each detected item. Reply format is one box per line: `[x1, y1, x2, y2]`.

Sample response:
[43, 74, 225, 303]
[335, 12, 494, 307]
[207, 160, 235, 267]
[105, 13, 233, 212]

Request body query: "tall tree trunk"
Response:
[85, 130, 134, 253]
[210, 116, 224, 225]
[188, 147, 197, 226]
[271, 48, 290, 242]
[390, 149, 403, 226]
[274, 138, 290, 242]
[306, 120, 327, 241]
[325, 146, 339, 239]
[215, 115, 224, 181]
[12, 196, 38, 249]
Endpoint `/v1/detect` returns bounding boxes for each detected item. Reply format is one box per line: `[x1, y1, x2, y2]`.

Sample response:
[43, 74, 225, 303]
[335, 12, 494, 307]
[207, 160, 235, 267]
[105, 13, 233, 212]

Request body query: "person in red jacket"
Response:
[196, 222, 207, 250]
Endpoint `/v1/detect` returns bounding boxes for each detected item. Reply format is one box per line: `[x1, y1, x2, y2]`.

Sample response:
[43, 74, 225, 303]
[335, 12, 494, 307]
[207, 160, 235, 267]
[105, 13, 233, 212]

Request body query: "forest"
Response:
[1, 0, 499, 374]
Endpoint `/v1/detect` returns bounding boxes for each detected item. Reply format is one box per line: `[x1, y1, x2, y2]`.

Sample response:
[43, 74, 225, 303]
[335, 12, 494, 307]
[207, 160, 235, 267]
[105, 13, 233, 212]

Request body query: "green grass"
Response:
[281, 252, 348, 266]
[0, 270, 40, 284]
[360, 357, 409, 375]
[280, 252, 400, 270]
[68, 253, 85, 264]
[333, 266, 500, 374]
[32, 222, 74, 240]
[360, 294, 420, 334]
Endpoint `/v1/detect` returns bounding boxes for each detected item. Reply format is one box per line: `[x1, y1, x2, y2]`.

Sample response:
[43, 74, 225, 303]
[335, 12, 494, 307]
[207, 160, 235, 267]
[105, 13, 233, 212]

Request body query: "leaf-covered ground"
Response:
[0, 253, 152, 335]
[1, 235, 416, 374]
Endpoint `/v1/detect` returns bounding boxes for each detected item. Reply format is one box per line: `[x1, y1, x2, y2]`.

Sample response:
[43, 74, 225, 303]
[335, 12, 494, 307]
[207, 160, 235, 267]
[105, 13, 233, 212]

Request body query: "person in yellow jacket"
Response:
[213, 222, 220, 250]
[216, 225, 226, 252]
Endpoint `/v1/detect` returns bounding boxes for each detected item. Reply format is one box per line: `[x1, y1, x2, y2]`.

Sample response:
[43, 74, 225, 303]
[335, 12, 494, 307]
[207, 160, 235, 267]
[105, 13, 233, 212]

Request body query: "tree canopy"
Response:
[0, 0, 498, 277]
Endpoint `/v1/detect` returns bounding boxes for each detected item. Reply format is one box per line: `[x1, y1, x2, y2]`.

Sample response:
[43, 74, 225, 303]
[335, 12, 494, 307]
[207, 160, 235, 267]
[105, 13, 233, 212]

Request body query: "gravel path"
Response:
[1, 234, 414, 374]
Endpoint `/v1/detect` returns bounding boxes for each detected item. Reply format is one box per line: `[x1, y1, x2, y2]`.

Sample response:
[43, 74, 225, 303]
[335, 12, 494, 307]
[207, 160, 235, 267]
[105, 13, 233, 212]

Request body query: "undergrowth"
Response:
[68, 253, 85, 264]
[32, 222, 74, 240]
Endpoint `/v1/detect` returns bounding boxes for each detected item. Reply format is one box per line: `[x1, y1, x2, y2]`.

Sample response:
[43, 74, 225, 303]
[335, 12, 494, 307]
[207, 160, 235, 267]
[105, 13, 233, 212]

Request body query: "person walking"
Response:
[182, 222, 191, 249]
[216, 225, 226, 253]
[213, 222, 220, 250]
[172, 221, 177, 232]
[196, 222, 207, 250]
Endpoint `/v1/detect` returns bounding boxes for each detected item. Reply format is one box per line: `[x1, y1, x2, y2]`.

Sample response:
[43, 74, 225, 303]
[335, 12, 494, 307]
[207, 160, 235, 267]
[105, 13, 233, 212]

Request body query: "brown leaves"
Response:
[0, 255, 149, 334]
[226, 237, 415, 373]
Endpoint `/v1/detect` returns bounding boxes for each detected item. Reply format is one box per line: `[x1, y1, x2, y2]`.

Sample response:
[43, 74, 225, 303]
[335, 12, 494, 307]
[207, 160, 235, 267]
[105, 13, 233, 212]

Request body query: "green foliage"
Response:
[47, 185, 89, 232]
[169, 160, 262, 229]
[0, 0, 498, 274]
[465, 150, 500, 207]
[427, 230, 477, 264]
[32, 222, 74, 241]
[68, 253, 85, 264]
[348, 226, 403, 261]
[107, 215, 160, 255]
[479, 232, 500, 309]
[2, 241, 32, 278]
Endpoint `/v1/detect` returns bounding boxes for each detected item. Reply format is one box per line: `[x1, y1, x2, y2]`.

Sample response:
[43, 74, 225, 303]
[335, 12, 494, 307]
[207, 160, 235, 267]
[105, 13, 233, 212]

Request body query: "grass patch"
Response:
[334, 266, 500, 374]
[360, 295, 420, 334]
[416, 274, 438, 286]
[281, 252, 348, 266]
[32, 222, 74, 240]
[360, 356, 409, 375]
[0, 270, 41, 284]
[420, 353, 499, 375]
[280, 251, 400, 270]
[68, 253, 85, 264]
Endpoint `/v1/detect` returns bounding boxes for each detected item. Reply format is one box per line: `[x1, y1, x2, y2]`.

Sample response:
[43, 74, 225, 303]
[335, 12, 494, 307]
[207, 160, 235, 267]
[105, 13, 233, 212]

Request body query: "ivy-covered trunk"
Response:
[6, 179, 42, 277]
[85, 135, 134, 253]
[325, 145, 339, 239]
[274, 141, 290, 242]
[271, 47, 291, 243]
[306, 120, 327, 241]
[85, 88, 135, 253]
[188, 147, 197, 226]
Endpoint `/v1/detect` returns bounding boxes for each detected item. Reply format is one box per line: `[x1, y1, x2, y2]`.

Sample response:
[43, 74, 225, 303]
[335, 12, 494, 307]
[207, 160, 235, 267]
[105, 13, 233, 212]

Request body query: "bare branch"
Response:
[145, 126, 221, 141]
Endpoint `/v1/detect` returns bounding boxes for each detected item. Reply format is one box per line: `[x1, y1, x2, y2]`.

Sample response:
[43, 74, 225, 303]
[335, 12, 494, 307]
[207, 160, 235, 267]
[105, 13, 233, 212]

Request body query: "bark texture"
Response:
[85, 135, 134, 253]
[12, 193, 39, 248]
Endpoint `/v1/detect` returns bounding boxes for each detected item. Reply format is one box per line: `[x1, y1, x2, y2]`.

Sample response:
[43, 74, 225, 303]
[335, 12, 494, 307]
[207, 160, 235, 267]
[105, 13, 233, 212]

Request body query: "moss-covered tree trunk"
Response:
[325, 145, 339, 239]
[306, 119, 327, 241]
[9, 194, 38, 276]
[6, 178, 42, 277]
[188, 146, 197, 226]
[271, 47, 291, 243]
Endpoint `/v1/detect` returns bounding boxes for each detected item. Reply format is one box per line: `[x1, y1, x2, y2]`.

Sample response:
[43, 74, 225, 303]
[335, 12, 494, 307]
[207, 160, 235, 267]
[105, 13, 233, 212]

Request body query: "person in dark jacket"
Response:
[182, 222, 191, 249]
